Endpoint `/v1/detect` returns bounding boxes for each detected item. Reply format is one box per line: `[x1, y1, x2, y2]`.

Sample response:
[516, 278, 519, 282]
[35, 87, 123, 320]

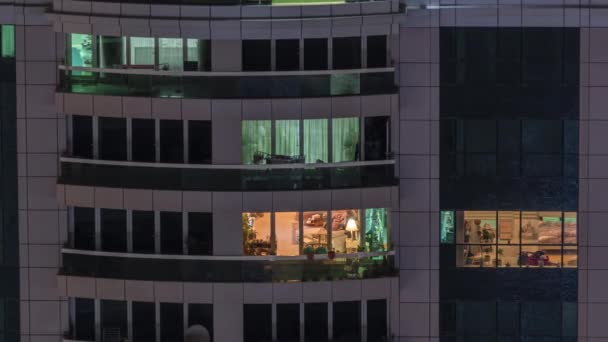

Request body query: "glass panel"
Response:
[100, 300, 127, 339]
[305, 303, 328, 342]
[519, 245, 561, 267]
[364, 116, 389, 161]
[243, 212, 273, 256]
[1, 25, 15, 58]
[497, 245, 519, 268]
[302, 211, 328, 254]
[98, 117, 127, 161]
[70, 34, 93, 69]
[244, 304, 272, 342]
[100, 209, 127, 252]
[457, 244, 492, 267]
[304, 38, 328, 70]
[160, 211, 183, 254]
[132, 210, 155, 254]
[498, 211, 520, 244]
[186, 39, 211, 71]
[132, 118, 156, 162]
[367, 299, 387, 341]
[160, 119, 184, 163]
[132, 302, 155, 342]
[242, 120, 271, 164]
[521, 211, 563, 244]
[275, 212, 300, 256]
[74, 207, 95, 250]
[365, 208, 388, 252]
[276, 39, 300, 71]
[98, 36, 125, 69]
[462, 211, 497, 267]
[333, 37, 361, 70]
[332, 209, 361, 253]
[333, 301, 361, 341]
[72, 115, 93, 158]
[74, 298, 95, 341]
[332, 117, 360, 162]
[188, 212, 212, 255]
[303, 119, 328, 163]
[563, 245, 577, 268]
[564, 212, 577, 244]
[277, 304, 300, 342]
[188, 120, 212, 164]
[159, 38, 183, 71]
[275, 120, 300, 158]
[441, 211, 455, 244]
[367, 35, 387, 68]
[242, 40, 271, 71]
[188, 304, 213, 341]
[160, 303, 183, 342]
[130, 37, 155, 66]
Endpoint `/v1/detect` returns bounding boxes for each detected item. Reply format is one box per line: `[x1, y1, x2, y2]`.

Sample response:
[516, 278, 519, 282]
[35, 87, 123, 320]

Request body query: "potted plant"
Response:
[482, 246, 493, 265]
[496, 248, 504, 267]
[303, 246, 314, 261]
[314, 246, 327, 255]
[328, 249, 336, 260]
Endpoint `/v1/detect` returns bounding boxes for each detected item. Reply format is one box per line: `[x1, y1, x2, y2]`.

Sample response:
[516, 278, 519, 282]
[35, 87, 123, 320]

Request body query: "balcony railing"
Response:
[61, 248, 396, 282]
[65, 0, 390, 5]
[58, 66, 397, 99]
[59, 157, 397, 191]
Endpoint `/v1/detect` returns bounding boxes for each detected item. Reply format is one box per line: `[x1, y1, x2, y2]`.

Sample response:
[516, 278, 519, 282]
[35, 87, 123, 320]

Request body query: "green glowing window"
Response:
[332, 117, 359, 162]
[275, 120, 300, 157]
[365, 208, 388, 252]
[242, 120, 271, 164]
[304, 119, 328, 163]
[1, 25, 15, 58]
[440, 211, 455, 244]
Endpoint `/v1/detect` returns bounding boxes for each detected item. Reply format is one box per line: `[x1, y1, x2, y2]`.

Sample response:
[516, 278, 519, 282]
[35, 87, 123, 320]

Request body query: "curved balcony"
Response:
[58, 66, 397, 99]
[59, 157, 397, 191]
[61, 248, 396, 282]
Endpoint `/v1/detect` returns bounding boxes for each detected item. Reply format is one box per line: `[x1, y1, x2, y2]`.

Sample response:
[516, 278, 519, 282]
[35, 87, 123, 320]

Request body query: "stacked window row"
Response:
[71, 299, 213, 342]
[68, 34, 389, 72]
[71, 207, 212, 255]
[441, 210, 577, 268]
[70, 115, 390, 165]
[243, 208, 389, 256]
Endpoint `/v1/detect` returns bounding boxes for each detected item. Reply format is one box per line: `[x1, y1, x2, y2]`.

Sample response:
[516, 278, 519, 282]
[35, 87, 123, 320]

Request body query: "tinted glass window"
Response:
[243, 40, 271, 71]
[277, 303, 299, 342]
[367, 299, 387, 341]
[72, 115, 93, 158]
[189, 120, 212, 164]
[98, 36, 124, 68]
[99, 117, 127, 161]
[133, 302, 156, 342]
[333, 301, 360, 340]
[188, 304, 213, 341]
[304, 38, 328, 70]
[74, 207, 95, 250]
[364, 116, 389, 160]
[132, 210, 155, 254]
[100, 209, 126, 252]
[188, 212, 212, 255]
[276, 39, 300, 71]
[101, 300, 127, 339]
[333, 37, 361, 70]
[132, 118, 156, 162]
[522, 120, 563, 154]
[74, 298, 95, 341]
[160, 303, 183, 342]
[305, 303, 327, 342]
[160, 211, 182, 254]
[244, 304, 272, 342]
[367, 35, 387, 68]
[160, 120, 183, 163]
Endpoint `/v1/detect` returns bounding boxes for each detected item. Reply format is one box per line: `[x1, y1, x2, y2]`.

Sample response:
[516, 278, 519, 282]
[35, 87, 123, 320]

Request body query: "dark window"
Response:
[74, 298, 95, 341]
[132, 118, 156, 162]
[100, 300, 128, 339]
[367, 299, 387, 341]
[188, 121, 212, 164]
[277, 303, 299, 342]
[304, 38, 328, 70]
[243, 40, 271, 71]
[132, 210, 155, 254]
[333, 37, 361, 70]
[160, 211, 182, 254]
[276, 39, 300, 71]
[364, 116, 390, 160]
[188, 304, 213, 341]
[99, 117, 127, 161]
[333, 301, 360, 341]
[305, 303, 327, 342]
[244, 304, 272, 342]
[521, 302, 561, 337]
[72, 115, 93, 158]
[160, 303, 183, 342]
[74, 207, 95, 250]
[367, 35, 387, 68]
[100, 209, 127, 252]
[98, 36, 124, 69]
[188, 212, 212, 255]
[160, 120, 183, 163]
[522, 120, 563, 154]
[562, 302, 577, 337]
[133, 302, 156, 342]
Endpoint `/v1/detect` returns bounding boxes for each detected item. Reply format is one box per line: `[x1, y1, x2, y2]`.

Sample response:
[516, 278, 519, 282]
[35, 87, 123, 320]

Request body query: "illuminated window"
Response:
[243, 212, 273, 256]
[1, 25, 15, 58]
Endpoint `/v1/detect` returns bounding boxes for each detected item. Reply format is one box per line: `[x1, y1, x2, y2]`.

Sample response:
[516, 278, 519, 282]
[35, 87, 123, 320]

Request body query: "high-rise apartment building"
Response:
[0, 0, 606, 341]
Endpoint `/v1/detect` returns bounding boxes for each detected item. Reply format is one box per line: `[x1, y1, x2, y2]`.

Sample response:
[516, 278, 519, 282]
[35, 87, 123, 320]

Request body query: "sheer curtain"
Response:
[332, 117, 359, 162]
[159, 38, 183, 71]
[275, 120, 300, 157]
[242, 120, 271, 164]
[1, 25, 14, 58]
[130, 37, 155, 66]
[304, 119, 328, 163]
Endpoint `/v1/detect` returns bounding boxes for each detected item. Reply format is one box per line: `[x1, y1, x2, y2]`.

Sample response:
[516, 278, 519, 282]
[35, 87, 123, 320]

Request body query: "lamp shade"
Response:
[345, 218, 358, 232]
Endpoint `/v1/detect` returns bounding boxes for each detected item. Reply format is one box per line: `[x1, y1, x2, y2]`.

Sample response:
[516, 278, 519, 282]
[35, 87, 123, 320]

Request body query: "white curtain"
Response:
[304, 119, 328, 163]
[159, 38, 183, 71]
[130, 37, 155, 66]
[242, 120, 271, 164]
[332, 117, 359, 162]
[275, 120, 300, 157]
